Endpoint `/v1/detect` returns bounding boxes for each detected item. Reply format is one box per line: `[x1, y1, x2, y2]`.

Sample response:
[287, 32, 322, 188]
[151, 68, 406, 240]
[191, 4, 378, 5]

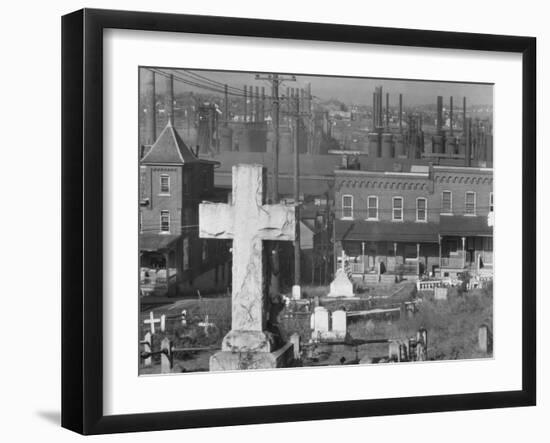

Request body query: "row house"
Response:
[334, 164, 493, 282]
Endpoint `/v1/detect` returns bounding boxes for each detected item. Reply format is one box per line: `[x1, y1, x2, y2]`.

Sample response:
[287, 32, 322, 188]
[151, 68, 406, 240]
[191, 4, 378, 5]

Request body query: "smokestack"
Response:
[164, 73, 174, 124]
[465, 118, 471, 167]
[306, 83, 312, 114]
[224, 84, 229, 126]
[463, 96, 467, 132]
[255, 86, 260, 122]
[436, 96, 443, 134]
[243, 85, 247, 122]
[449, 96, 454, 136]
[399, 93, 403, 132]
[385, 92, 390, 128]
[144, 69, 156, 145]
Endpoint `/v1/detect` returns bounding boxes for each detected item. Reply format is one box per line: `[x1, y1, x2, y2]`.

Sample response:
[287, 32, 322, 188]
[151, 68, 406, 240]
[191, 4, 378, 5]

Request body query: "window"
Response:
[160, 210, 170, 233]
[489, 192, 494, 212]
[392, 197, 403, 221]
[416, 198, 427, 222]
[441, 191, 452, 214]
[342, 195, 353, 219]
[160, 174, 170, 194]
[465, 191, 476, 215]
[367, 196, 378, 220]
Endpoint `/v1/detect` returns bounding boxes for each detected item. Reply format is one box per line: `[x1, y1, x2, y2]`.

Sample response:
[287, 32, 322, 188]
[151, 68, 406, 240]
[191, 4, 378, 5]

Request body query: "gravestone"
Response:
[332, 310, 347, 339]
[290, 333, 301, 360]
[434, 287, 448, 300]
[313, 306, 330, 333]
[328, 268, 354, 297]
[199, 164, 296, 371]
[478, 324, 490, 353]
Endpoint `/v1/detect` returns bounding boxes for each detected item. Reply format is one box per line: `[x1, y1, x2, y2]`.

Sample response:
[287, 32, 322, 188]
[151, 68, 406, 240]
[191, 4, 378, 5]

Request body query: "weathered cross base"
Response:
[221, 330, 274, 353]
[210, 342, 294, 371]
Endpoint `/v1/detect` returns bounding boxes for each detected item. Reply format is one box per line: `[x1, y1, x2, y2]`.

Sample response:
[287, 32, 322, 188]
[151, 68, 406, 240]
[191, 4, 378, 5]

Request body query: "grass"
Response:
[348, 285, 493, 360]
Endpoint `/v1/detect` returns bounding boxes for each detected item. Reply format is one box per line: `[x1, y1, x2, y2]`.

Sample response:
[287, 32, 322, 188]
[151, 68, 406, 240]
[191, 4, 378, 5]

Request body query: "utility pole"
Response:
[293, 95, 301, 289]
[224, 84, 229, 125]
[255, 73, 296, 296]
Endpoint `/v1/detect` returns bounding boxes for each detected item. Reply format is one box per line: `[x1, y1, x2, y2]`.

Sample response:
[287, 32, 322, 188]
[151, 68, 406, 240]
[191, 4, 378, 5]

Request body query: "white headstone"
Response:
[328, 268, 354, 297]
[199, 164, 296, 353]
[478, 325, 488, 353]
[332, 310, 347, 335]
[434, 287, 448, 300]
[291, 285, 301, 300]
[313, 306, 330, 332]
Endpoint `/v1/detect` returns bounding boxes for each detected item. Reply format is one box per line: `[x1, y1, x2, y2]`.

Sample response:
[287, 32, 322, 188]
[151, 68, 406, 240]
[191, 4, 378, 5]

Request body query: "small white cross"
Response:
[143, 311, 163, 334]
[198, 314, 215, 336]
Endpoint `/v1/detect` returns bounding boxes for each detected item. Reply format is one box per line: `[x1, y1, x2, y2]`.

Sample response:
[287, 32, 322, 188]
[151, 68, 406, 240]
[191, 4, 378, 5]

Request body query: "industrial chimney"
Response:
[144, 69, 156, 145]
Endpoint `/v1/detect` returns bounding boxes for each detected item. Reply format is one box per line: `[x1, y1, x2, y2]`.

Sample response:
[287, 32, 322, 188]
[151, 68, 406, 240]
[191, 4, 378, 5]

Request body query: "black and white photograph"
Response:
[138, 68, 494, 374]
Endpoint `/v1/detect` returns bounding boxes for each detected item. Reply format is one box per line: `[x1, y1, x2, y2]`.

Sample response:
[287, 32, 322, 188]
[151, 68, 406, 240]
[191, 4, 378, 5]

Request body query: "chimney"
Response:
[385, 92, 390, 128]
[449, 96, 454, 136]
[463, 96, 467, 133]
[165, 73, 174, 124]
[436, 96, 443, 134]
[372, 91, 378, 131]
[255, 86, 260, 122]
[306, 83, 312, 114]
[243, 85, 247, 122]
[464, 118, 471, 167]
[144, 69, 156, 145]
[399, 93, 403, 132]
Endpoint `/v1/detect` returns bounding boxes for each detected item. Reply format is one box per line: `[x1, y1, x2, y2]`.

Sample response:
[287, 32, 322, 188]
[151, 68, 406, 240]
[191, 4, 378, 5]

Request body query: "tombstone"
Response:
[290, 333, 301, 360]
[478, 324, 489, 353]
[365, 319, 376, 334]
[388, 341, 401, 361]
[291, 285, 301, 300]
[327, 268, 354, 297]
[142, 331, 152, 367]
[434, 287, 448, 300]
[313, 306, 330, 333]
[332, 310, 347, 339]
[200, 165, 296, 371]
[160, 337, 172, 374]
[181, 309, 187, 326]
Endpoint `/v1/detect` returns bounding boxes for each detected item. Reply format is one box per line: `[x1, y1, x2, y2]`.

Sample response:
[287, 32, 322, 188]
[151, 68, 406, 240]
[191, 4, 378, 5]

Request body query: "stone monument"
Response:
[199, 164, 296, 371]
[328, 268, 354, 297]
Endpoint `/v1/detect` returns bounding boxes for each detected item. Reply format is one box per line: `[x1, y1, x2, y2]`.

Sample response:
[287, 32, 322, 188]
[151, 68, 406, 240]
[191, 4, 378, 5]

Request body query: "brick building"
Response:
[334, 163, 493, 282]
[139, 120, 230, 296]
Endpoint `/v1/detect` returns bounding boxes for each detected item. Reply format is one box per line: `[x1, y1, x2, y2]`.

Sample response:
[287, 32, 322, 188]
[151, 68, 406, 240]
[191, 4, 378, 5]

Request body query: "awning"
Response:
[439, 215, 492, 237]
[335, 220, 439, 243]
[139, 233, 180, 252]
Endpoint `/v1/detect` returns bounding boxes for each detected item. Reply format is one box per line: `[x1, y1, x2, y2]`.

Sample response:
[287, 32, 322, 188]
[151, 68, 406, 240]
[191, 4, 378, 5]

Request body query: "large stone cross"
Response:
[199, 164, 295, 353]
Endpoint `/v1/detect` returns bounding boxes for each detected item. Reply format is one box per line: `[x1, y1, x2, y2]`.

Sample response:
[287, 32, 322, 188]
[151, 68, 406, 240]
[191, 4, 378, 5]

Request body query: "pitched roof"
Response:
[141, 120, 218, 165]
[139, 233, 180, 251]
[439, 215, 492, 236]
[335, 220, 439, 243]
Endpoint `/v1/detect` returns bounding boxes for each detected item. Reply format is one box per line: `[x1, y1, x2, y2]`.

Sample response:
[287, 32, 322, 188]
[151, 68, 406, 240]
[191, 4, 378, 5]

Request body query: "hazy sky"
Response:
[141, 67, 493, 107]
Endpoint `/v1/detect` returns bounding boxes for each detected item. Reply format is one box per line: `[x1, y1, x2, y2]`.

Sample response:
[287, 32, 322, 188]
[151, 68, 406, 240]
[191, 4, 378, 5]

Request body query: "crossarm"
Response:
[199, 202, 235, 239]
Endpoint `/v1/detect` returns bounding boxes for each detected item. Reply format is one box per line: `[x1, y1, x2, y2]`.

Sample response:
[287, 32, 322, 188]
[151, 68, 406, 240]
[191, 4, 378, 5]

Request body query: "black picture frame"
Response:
[61, 8, 536, 435]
